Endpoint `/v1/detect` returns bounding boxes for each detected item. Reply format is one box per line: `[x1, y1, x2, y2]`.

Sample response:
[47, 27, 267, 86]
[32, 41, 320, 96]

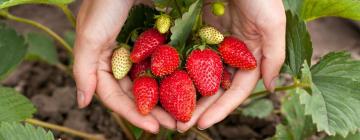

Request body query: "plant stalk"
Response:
[25, 118, 104, 140]
[0, 10, 73, 54]
[249, 83, 310, 98]
[57, 4, 76, 27]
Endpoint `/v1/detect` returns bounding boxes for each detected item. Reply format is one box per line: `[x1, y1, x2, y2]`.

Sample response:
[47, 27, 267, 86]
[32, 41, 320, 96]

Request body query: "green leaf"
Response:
[0, 122, 54, 140]
[283, 0, 302, 14]
[0, 0, 73, 9]
[311, 51, 360, 81]
[116, 5, 158, 43]
[130, 125, 143, 140]
[273, 124, 292, 140]
[64, 30, 75, 48]
[0, 23, 27, 80]
[169, 0, 202, 47]
[242, 99, 274, 119]
[299, 52, 360, 137]
[325, 131, 360, 140]
[273, 91, 316, 140]
[0, 87, 36, 122]
[25, 32, 59, 65]
[283, 0, 360, 21]
[283, 11, 313, 77]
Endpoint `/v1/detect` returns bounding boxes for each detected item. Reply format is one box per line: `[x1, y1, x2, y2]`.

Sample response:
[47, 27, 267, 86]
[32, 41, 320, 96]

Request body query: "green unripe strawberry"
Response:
[111, 44, 132, 79]
[212, 1, 225, 16]
[198, 26, 224, 45]
[155, 14, 171, 34]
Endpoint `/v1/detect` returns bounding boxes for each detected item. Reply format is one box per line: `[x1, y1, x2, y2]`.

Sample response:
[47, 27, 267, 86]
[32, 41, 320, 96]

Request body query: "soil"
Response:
[1, 2, 360, 140]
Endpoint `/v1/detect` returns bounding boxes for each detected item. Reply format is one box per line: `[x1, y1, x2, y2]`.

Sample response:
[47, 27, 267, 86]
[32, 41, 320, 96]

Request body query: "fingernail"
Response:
[269, 76, 278, 93]
[77, 90, 85, 108]
[151, 129, 159, 134]
[177, 129, 185, 133]
[197, 126, 205, 130]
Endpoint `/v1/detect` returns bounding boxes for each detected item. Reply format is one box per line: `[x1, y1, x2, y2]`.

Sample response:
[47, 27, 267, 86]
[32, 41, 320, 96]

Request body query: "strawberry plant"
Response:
[0, 0, 359, 139]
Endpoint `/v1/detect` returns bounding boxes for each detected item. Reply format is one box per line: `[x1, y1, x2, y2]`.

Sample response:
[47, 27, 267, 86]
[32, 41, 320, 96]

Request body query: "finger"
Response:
[176, 90, 222, 133]
[97, 71, 160, 133]
[260, 3, 286, 92]
[151, 107, 176, 130]
[117, 76, 133, 98]
[197, 63, 261, 129]
[118, 77, 176, 130]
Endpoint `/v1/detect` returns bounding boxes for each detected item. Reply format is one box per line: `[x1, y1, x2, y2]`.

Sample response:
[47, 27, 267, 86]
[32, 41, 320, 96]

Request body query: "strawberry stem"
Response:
[125, 27, 141, 44]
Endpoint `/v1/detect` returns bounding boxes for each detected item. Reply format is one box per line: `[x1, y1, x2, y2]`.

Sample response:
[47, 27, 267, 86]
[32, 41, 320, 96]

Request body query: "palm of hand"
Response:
[74, 0, 285, 133]
[176, 0, 286, 131]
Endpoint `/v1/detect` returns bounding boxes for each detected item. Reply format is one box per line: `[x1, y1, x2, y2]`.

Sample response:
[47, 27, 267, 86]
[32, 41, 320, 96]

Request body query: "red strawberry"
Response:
[221, 68, 232, 90]
[186, 49, 223, 96]
[151, 45, 180, 76]
[160, 70, 196, 122]
[129, 59, 151, 80]
[219, 36, 257, 70]
[130, 28, 166, 63]
[133, 76, 159, 115]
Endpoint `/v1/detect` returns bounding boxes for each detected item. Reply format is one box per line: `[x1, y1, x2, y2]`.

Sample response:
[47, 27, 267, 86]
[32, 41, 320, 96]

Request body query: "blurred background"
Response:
[1, 1, 359, 140]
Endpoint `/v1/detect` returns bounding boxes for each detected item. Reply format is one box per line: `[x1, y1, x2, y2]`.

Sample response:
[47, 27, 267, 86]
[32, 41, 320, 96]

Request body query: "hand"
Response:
[177, 0, 286, 132]
[73, 0, 175, 133]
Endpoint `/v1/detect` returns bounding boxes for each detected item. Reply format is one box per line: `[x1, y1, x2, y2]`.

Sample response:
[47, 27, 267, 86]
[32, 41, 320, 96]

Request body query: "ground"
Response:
[1, 2, 360, 140]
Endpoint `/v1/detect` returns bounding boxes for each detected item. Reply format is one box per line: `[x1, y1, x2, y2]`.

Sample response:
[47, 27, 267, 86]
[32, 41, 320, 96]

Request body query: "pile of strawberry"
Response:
[111, 14, 257, 122]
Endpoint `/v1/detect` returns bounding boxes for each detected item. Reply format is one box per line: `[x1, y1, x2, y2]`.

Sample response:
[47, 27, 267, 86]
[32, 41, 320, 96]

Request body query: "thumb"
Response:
[73, 0, 134, 108]
[73, 38, 100, 108]
[261, 18, 286, 92]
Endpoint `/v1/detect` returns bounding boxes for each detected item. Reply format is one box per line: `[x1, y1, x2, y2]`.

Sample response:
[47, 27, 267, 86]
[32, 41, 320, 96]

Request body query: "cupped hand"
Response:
[73, 0, 175, 133]
[177, 0, 286, 132]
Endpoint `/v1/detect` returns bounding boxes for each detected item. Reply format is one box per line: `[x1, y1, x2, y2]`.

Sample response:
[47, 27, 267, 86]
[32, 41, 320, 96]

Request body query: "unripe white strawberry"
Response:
[155, 14, 171, 34]
[198, 26, 224, 45]
[111, 44, 132, 79]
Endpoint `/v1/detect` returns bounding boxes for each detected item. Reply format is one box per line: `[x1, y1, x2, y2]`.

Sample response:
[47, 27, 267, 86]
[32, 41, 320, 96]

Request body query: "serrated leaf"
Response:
[299, 52, 360, 137]
[283, 11, 313, 77]
[0, 122, 54, 140]
[0, 87, 36, 122]
[273, 91, 316, 140]
[311, 51, 360, 81]
[0, 23, 27, 80]
[0, 0, 73, 9]
[169, 0, 202, 48]
[242, 99, 274, 119]
[116, 5, 158, 43]
[25, 32, 59, 65]
[284, 0, 360, 21]
[325, 131, 360, 140]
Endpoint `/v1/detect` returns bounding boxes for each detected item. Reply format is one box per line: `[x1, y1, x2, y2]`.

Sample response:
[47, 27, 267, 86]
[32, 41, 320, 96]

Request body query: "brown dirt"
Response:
[1, 2, 360, 140]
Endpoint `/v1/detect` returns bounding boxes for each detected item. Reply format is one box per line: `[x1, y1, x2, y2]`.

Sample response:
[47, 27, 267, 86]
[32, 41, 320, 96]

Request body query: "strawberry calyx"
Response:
[118, 43, 131, 50]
